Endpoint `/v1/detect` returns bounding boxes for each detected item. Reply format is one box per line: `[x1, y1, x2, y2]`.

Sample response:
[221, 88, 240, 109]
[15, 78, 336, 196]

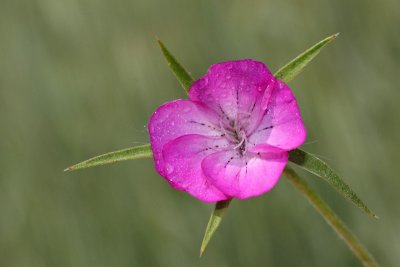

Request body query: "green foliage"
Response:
[284, 167, 379, 267]
[289, 149, 377, 217]
[157, 39, 194, 92]
[274, 33, 339, 83]
[200, 199, 232, 256]
[65, 144, 152, 171]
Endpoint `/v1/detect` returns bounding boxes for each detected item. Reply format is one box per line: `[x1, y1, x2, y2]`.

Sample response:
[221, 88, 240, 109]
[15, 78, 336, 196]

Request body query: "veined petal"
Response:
[188, 59, 274, 133]
[248, 143, 287, 154]
[248, 79, 306, 150]
[162, 134, 230, 202]
[201, 148, 288, 199]
[148, 100, 222, 176]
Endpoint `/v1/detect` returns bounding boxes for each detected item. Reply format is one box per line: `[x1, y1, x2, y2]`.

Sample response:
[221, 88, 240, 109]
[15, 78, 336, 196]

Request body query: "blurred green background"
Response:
[1, 0, 399, 266]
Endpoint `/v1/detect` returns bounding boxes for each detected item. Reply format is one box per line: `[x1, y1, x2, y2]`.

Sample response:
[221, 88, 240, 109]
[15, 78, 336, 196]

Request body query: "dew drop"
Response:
[166, 164, 174, 174]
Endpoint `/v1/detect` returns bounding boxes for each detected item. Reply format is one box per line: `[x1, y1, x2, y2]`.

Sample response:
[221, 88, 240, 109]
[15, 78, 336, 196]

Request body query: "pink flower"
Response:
[148, 60, 306, 202]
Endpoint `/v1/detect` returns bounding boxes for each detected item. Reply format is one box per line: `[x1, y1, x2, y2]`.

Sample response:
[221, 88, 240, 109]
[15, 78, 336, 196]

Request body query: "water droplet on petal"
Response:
[166, 164, 174, 174]
[266, 78, 275, 91]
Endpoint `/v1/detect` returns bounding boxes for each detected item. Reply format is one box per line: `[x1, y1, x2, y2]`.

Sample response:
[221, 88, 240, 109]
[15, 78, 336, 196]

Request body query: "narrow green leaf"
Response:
[200, 199, 232, 256]
[157, 39, 194, 92]
[274, 33, 339, 83]
[65, 144, 152, 171]
[289, 148, 377, 218]
[284, 167, 379, 267]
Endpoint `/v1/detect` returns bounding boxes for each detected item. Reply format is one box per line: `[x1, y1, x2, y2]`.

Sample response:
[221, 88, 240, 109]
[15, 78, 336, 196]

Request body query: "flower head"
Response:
[148, 59, 306, 202]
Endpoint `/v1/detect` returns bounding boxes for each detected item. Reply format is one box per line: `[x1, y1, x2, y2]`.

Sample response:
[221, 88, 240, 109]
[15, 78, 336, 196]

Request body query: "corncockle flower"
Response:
[149, 59, 306, 202]
[66, 36, 378, 265]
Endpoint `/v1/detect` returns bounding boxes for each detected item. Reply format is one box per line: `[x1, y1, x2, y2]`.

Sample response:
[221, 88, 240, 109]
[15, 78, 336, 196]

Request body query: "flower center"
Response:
[220, 120, 248, 155]
[233, 130, 247, 155]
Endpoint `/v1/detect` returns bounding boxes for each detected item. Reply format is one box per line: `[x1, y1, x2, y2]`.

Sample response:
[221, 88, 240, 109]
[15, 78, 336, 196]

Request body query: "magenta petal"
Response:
[202, 149, 288, 199]
[148, 100, 222, 176]
[148, 59, 306, 202]
[188, 59, 274, 133]
[248, 143, 287, 154]
[162, 134, 229, 202]
[249, 79, 306, 150]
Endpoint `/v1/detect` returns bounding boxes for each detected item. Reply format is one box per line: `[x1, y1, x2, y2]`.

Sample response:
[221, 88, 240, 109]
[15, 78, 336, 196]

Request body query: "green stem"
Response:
[283, 167, 379, 267]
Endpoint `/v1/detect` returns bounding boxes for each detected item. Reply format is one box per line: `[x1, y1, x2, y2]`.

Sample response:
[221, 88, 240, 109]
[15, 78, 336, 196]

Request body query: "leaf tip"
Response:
[64, 163, 79, 172]
[199, 232, 210, 257]
[64, 167, 72, 172]
[64, 165, 78, 172]
[156, 37, 164, 48]
[199, 245, 206, 257]
[331, 32, 340, 39]
[366, 208, 378, 219]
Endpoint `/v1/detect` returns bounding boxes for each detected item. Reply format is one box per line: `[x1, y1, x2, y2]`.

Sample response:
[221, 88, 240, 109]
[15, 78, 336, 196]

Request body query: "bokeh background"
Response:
[1, 0, 399, 266]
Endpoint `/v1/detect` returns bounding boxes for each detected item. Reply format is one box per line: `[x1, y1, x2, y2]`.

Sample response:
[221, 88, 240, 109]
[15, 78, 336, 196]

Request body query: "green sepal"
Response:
[289, 149, 377, 218]
[200, 199, 232, 257]
[157, 38, 194, 92]
[274, 33, 339, 83]
[65, 144, 152, 171]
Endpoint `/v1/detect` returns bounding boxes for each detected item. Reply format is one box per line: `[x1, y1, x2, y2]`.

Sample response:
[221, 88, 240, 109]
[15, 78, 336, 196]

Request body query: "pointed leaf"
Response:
[65, 144, 152, 171]
[200, 199, 232, 256]
[157, 39, 194, 92]
[283, 167, 379, 267]
[289, 148, 377, 218]
[274, 33, 339, 83]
